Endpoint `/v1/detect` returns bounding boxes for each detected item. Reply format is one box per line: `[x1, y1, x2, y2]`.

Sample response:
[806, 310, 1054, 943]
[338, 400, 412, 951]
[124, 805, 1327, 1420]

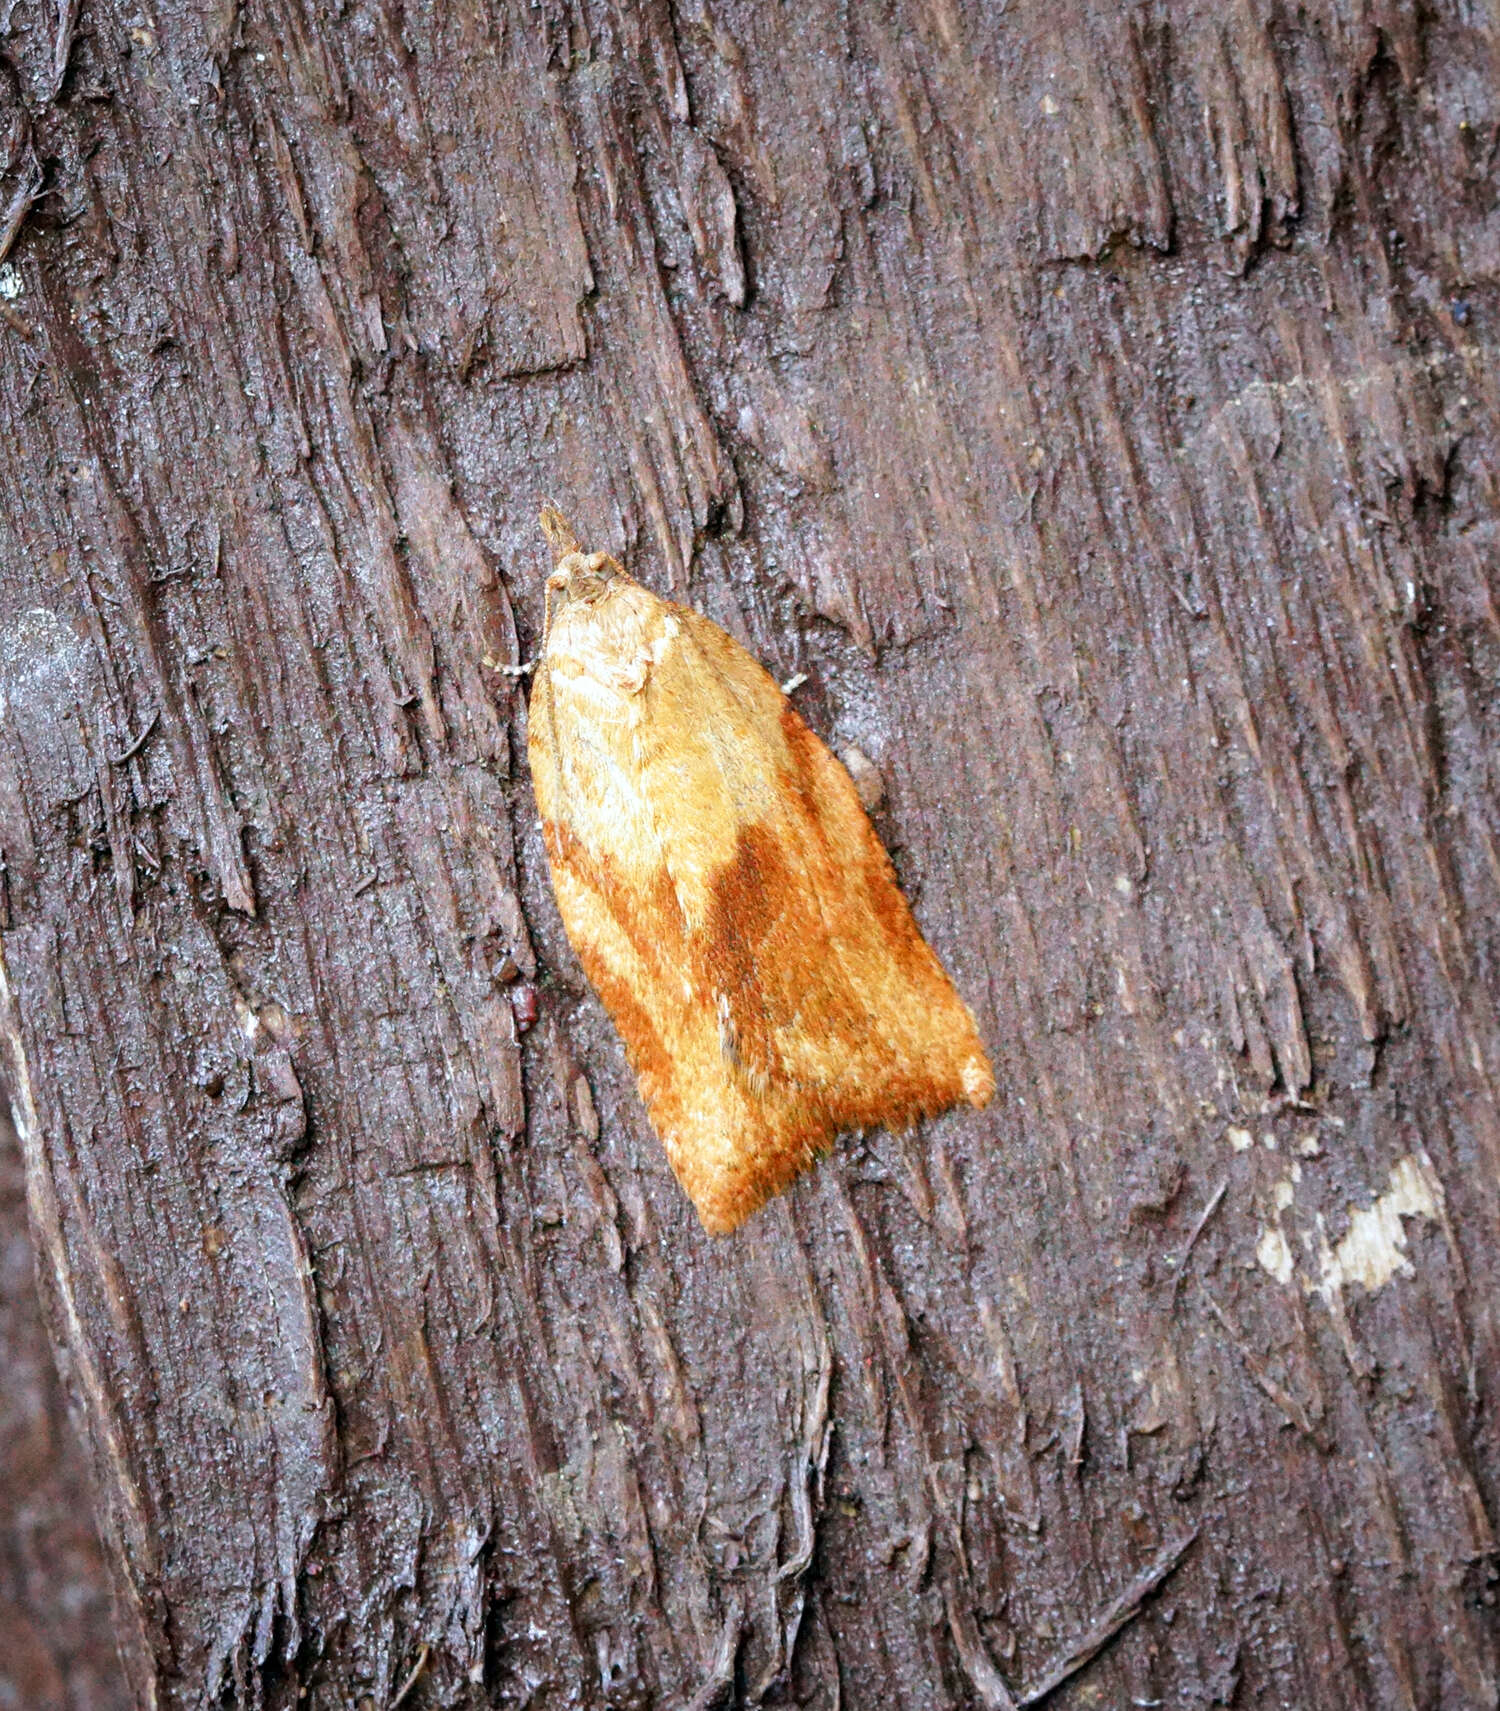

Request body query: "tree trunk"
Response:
[1, 1, 1497, 1707]
[0, 1103, 130, 1711]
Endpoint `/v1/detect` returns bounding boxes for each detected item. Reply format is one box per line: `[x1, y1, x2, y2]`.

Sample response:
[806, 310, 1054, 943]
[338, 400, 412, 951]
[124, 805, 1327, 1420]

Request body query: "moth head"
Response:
[539, 506, 623, 640]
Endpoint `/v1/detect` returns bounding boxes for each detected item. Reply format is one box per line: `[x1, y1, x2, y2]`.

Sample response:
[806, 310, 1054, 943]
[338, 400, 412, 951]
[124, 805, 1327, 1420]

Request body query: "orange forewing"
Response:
[528, 518, 993, 1233]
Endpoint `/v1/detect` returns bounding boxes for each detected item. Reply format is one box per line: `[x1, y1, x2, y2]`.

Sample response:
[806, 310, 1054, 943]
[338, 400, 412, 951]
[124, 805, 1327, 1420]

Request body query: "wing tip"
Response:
[675, 1125, 835, 1237]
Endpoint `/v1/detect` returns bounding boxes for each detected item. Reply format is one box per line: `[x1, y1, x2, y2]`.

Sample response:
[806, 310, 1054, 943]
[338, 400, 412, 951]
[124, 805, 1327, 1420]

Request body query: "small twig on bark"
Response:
[1016, 1529, 1199, 1707]
[1170, 1177, 1228, 1303]
[942, 1571, 1021, 1711]
[1200, 1289, 1325, 1443]
[49, 0, 84, 98]
[0, 150, 44, 268]
[684, 1593, 745, 1711]
[390, 1641, 430, 1709]
[110, 709, 160, 765]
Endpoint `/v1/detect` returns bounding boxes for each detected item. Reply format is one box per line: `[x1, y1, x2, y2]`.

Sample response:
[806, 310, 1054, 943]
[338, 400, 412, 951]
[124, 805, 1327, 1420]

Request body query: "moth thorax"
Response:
[549, 551, 620, 608]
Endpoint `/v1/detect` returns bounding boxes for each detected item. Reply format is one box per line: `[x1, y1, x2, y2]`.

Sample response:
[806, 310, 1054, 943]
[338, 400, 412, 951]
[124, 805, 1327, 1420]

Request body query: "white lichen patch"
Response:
[1317, 1154, 1443, 1299]
[233, 994, 262, 1041]
[1255, 1154, 1440, 1304]
[1256, 1225, 1295, 1285]
[0, 263, 21, 301]
[1226, 1125, 1253, 1152]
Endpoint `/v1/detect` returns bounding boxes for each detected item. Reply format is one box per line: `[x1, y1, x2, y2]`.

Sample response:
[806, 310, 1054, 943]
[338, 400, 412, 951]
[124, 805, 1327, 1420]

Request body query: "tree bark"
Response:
[1, 2, 1497, 1707]
[0, 1107, 130, 1711]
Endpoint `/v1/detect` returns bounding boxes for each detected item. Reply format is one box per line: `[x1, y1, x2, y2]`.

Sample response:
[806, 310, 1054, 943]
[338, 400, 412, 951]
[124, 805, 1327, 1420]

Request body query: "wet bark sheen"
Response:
[0, 1, 1497, 1707]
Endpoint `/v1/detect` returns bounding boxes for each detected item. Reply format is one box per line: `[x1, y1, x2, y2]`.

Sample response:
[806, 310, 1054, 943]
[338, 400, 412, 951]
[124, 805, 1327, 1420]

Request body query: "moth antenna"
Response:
[539, 504, 582, 564]
[542, 569, 568, 648]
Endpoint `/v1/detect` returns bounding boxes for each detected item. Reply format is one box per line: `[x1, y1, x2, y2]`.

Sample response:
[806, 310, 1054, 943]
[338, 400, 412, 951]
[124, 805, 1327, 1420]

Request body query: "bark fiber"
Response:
[0, 1, 1497, 1707]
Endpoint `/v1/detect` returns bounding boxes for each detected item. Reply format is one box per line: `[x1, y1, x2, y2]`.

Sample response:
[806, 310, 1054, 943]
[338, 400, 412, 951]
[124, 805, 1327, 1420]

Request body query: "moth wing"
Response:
[530, 581, 992, 1234]
[636, 606, 994, 1127]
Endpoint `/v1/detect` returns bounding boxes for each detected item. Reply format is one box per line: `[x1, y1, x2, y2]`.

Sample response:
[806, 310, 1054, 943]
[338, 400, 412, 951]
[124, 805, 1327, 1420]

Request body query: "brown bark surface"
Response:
[1, 2, 1497, 1707]
[0, 1107, 130, 1711]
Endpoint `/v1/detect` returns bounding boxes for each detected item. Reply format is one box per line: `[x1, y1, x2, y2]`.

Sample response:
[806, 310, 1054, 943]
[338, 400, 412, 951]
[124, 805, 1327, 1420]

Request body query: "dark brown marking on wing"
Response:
[542, 817, 688, 1131]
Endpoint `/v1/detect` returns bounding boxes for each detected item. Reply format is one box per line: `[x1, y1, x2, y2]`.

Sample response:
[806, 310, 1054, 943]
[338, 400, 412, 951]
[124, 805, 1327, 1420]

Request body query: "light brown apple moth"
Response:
[527, 508, 994, 1234]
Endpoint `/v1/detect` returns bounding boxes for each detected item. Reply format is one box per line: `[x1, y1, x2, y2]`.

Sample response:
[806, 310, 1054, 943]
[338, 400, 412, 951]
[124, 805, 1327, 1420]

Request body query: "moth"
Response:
[527, 508, 994, 1234]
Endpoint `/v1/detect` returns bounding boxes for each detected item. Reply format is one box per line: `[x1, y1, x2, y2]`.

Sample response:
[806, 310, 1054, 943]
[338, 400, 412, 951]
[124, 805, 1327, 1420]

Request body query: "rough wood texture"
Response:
[0, 2, 1496, 1707]
[0, 1107, 130, 1711]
